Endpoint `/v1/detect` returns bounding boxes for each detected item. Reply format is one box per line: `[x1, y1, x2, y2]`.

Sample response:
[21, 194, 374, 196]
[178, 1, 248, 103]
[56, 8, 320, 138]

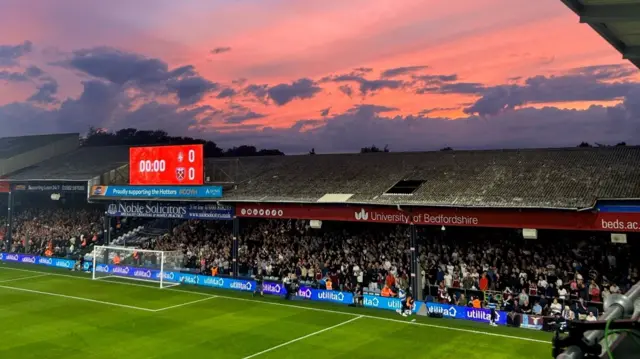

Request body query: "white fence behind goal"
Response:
[91, 246, 184, 289]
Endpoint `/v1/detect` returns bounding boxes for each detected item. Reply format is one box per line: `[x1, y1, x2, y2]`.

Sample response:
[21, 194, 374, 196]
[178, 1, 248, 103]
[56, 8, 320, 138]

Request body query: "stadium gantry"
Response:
[560, 0, 640, 69]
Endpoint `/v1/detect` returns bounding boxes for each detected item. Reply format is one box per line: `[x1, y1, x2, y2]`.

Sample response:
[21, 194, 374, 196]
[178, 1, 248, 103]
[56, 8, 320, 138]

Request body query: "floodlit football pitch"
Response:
[0, 264, 551, 359]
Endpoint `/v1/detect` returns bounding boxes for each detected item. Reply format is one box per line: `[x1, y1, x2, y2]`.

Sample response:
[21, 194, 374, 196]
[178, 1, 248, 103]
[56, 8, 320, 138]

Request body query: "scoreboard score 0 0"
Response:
[129, 144, 204, 185]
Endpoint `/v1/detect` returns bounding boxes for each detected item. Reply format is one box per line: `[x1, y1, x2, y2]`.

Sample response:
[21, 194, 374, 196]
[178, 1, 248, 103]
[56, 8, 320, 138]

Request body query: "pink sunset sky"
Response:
[0, 0, 638, 153]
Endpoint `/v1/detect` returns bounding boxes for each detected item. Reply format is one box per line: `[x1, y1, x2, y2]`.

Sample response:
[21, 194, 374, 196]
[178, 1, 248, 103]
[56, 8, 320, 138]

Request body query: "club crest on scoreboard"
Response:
[175, 167, 185, 181]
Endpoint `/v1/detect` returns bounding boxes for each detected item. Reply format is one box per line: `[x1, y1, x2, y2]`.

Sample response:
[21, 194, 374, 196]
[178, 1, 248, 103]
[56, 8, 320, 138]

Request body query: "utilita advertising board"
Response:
[0, 253, 75, 269]
[236, 203, 640, 232]
[129, 144, 204, 185]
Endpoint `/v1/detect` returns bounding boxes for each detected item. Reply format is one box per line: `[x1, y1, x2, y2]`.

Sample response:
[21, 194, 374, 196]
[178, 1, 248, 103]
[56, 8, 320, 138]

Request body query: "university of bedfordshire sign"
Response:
[236, 203, 640, 232]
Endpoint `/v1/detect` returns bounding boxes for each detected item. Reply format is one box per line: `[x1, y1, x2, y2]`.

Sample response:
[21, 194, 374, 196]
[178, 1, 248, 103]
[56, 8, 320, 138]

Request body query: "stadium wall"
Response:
[0, 136, 79, 177]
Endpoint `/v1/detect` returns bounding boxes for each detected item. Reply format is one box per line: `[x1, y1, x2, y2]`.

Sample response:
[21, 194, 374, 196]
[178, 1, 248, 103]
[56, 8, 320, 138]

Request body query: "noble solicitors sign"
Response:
[236, 203, 640, 232]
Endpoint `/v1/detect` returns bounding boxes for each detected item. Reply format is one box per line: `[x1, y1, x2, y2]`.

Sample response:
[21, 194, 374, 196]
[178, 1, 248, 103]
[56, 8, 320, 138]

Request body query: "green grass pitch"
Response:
[0, 263, 552, 359]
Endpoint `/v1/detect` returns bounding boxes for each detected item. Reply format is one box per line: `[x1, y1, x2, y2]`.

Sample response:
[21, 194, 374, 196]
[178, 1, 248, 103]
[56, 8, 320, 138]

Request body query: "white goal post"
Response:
[91, 245, 184, 289]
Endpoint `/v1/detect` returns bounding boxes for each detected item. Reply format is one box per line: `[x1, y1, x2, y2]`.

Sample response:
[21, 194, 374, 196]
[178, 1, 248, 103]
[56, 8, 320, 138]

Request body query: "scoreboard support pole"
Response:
[232, 217, 239, 277]
[5, 191, 13, 250]
[409, 223, 421, 301]
[102, 211, 112, 246]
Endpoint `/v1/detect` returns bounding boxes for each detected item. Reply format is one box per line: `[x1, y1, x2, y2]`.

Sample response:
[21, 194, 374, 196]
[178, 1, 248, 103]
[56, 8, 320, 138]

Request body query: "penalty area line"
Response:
[153, 296, 217, 312]
[0, 273, 50, 283]
[241, 315, 364, 359]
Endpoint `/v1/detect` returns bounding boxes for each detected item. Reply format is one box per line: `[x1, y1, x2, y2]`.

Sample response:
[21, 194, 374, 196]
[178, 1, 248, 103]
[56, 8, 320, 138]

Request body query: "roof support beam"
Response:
[623, 46, 640, 59]
[579, 4, 640, 23]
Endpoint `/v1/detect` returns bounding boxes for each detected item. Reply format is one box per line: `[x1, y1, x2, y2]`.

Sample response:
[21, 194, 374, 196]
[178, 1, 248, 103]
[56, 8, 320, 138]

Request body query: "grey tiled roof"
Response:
[7, 146, 130, 181]
[223, 147, 640, 209]
[0, 133, 78, 159]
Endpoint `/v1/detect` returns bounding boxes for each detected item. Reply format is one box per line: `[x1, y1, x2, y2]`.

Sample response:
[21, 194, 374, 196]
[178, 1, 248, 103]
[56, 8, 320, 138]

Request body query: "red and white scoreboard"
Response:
[129, 144, 204, 185]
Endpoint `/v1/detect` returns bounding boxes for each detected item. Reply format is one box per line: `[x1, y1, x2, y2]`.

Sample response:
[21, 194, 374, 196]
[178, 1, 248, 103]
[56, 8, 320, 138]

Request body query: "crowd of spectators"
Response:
[137, 219, 638, 315]
[0, 207, 103, 257]
[3, 211, 637, 321]
[144, 220, 234, 274]
[419, 229, 638, 319]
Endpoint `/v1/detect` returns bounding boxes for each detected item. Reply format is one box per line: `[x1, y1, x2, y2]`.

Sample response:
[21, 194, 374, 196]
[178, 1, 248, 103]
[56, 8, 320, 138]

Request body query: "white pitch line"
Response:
[241, 316, 364, 359]
[0, 273, 50, 283]
[0, 266, 548, 344]
[0, 284, 156, 312]
[153, 296, 217, 312]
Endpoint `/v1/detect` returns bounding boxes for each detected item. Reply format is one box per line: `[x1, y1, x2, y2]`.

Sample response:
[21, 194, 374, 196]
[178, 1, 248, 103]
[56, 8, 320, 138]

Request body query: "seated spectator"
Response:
[532, 301, 543, 315]
[586, 312, 597, 322]
[562, 305, 575, 321]
[574, 298, 588, 320]
[550, 298, 563, 315]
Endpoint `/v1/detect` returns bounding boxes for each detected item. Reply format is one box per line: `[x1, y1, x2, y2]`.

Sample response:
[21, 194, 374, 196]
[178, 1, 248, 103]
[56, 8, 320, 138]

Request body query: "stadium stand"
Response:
[0, 133, 79, 176]
[0, 134, 638, 337]
[6, 145, 129, 181]
[225, 146, 640, 209]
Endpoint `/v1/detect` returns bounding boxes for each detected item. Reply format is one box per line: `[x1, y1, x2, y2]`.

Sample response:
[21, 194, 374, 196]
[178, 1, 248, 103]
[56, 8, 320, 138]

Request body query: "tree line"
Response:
[82, 127, 284, 157]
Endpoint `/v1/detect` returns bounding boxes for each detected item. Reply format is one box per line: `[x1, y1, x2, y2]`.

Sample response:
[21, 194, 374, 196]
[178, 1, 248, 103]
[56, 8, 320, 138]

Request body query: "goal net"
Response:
[91, 245, 184, 289]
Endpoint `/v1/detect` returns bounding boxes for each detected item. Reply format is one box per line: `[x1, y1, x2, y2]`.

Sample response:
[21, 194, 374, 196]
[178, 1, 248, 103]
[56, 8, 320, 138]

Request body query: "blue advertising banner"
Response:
[93, 264, 255, 291]
[262, 281, 287, 296]
[363, 294, 422, 313]
[297, 286, 354, 305]
[106, 201, 233, 220]
[90, 185, 222, 199]
[0, 253, 76, 269]
[596, 204, 640, 213]
[423, 302, 508, 325]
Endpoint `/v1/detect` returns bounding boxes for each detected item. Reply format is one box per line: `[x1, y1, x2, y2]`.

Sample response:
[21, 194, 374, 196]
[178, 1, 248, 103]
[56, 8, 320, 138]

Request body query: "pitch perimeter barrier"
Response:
[0, 253, 75, 269]
[2, 253, 518, 327]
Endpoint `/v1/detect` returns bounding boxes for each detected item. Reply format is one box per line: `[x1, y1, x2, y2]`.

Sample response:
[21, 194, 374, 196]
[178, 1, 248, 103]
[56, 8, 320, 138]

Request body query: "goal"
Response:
[91, 245, 184, 289]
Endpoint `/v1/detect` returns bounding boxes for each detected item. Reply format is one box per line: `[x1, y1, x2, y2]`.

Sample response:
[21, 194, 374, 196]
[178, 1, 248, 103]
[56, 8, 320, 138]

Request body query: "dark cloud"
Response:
[350, 104, 399, 113]
[167, 76, 218, 106]
[211, 47, 232, 55]
[64, 47, 171, 85]
[27, 78, 58, 104]
[267, 78, 322, 106]
[216, 88, 237, 99]
[338, 85, 353, 97]
[223, 111, 265, 124]
[25, 65, 44, 78]
[438, 82, 486, 94]
[320, 107, 331, 116]
[410, 74, 484, 95]
[381, 65, 428, 78]
[328, 74, 404, 95]
[464, 64, 639, 116]
[62, 47, 217, 106]
[353, 67, 373, 73]
[413, 74, 458, 84]
[0, 70, 29, 82]
[0, 41, 33, 67]
[419, 107, 458, 115]
[244, 84, 269, 102]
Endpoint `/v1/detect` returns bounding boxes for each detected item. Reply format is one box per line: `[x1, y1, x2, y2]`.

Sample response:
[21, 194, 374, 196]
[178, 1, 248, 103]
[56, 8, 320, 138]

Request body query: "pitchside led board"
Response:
[129, 144, 204, 185]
